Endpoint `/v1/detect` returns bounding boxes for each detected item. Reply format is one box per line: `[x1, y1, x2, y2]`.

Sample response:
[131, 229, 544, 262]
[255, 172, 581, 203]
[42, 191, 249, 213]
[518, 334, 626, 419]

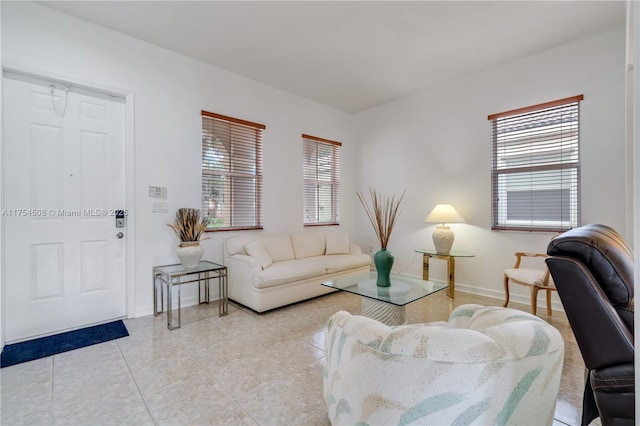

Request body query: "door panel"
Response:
[3, 75, 127, 342]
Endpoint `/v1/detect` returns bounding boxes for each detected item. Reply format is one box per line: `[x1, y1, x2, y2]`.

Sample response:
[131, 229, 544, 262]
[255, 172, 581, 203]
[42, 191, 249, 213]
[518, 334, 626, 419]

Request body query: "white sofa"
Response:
[224, 231, 371, 312]
[324, 304, 565, 425]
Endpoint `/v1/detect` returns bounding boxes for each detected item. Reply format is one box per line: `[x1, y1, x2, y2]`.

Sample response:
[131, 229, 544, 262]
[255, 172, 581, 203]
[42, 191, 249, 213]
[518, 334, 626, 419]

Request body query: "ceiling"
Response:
[40, 1, 626, 113]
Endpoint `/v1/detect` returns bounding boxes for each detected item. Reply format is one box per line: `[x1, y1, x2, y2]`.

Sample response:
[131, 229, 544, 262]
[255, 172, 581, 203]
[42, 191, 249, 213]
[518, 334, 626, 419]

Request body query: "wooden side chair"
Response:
[503, 252, 556, 316]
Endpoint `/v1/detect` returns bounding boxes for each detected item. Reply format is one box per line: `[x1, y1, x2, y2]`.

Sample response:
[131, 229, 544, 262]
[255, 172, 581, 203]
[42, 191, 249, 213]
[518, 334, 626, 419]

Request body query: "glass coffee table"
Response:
[322, 272, 448, 326]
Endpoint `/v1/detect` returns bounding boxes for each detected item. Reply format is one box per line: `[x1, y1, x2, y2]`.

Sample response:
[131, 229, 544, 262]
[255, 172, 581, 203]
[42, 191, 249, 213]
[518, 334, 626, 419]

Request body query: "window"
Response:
[303, 134, 341, 226]
[201, 111, 264, 231]
[488, 95, 583, 232]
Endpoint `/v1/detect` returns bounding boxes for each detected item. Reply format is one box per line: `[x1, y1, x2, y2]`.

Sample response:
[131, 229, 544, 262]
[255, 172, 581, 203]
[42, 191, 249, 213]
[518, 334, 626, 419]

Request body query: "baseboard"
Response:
[453, 282, 565, 313]
[135, 292, 222, 319]
[136, 277, 564, 318]
[393, 272, 565, 313]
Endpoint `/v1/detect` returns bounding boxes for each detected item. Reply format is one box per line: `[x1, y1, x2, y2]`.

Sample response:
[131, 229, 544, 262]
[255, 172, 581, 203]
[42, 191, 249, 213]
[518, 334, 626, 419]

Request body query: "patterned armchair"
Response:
[324, 304, 564, 425]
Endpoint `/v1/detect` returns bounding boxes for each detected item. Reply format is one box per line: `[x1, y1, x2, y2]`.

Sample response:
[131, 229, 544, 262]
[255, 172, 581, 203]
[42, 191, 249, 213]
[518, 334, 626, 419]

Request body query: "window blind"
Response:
[489, 95, 583, 232]
[201, 111, 264, 231]
[302, 134, 341, 226]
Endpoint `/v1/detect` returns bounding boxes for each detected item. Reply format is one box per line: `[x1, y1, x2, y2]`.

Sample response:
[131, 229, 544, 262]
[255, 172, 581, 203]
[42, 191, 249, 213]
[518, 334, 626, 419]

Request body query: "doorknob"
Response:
[116, 232, 124, 239]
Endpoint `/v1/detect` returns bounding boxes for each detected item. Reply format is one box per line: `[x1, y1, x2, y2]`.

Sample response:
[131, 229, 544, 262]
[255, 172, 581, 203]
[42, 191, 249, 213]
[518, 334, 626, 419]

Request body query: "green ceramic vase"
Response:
[374, 248, 394, 287]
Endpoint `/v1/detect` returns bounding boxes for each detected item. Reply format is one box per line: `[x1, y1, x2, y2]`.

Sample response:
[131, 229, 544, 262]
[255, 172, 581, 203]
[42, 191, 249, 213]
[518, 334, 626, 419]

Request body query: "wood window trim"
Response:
[488, 95, 584, 120]
[201, 110, 265, 130]
[201, 112, 264, 232]
[302, 133, 342, 146]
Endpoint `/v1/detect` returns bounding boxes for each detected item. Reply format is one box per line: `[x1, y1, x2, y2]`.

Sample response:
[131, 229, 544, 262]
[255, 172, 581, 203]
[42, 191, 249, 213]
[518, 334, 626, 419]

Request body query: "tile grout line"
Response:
[116, 337, 159, 425]
[49, 356, 55, 425]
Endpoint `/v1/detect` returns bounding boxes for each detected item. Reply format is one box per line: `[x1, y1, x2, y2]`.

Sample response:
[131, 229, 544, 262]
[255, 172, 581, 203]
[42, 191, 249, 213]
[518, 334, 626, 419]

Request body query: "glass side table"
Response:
[414, 249, 475, 298]
[153, 260, 228, 330]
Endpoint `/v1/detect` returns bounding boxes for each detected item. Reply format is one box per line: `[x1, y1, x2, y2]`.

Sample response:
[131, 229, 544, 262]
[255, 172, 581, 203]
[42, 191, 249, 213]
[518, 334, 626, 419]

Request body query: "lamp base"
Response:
[432, 225, 454, 254]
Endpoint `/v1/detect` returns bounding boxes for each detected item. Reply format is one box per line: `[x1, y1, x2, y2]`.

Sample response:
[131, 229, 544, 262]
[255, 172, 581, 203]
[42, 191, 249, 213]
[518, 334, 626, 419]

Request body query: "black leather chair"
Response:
[546, 224, 634, 426]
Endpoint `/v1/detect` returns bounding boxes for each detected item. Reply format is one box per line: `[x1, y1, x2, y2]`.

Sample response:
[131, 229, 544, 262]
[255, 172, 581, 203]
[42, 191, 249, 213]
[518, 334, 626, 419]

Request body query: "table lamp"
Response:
[424, 204, 465, 254]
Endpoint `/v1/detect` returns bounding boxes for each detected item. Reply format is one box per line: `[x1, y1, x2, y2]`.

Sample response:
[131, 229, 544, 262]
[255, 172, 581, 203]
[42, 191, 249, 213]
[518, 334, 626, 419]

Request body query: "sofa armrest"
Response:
[349, 243, 362, 254]
[224, 253, 262, 297]
[225, 253, 261, 271]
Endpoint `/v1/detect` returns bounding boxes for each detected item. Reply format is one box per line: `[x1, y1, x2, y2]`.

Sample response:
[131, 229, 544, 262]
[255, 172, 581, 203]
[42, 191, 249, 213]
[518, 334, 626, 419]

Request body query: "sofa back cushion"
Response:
[291, 231, 326, 259]
[245, 240, 273, 269]
[262, 234, 295, 262]
[326, 232, 350, 255]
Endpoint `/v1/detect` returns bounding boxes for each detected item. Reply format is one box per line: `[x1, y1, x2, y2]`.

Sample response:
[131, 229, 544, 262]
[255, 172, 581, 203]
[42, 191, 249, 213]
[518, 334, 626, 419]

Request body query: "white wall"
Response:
[353, 26, 627, 306]
[630, 0, 639, 413]
[0, 1, 630, 336]
[0, 1, 357, 321]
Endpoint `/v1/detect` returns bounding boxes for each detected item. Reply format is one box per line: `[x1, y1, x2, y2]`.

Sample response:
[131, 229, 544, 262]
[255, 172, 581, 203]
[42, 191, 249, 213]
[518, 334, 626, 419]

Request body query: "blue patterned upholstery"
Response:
[324, 304, 564, 425]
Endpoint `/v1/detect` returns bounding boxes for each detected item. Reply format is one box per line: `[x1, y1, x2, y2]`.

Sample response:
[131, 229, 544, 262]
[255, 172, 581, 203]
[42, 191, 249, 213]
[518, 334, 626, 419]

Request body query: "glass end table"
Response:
[414, 249, 475, 298]
[153, 260, 228, 330]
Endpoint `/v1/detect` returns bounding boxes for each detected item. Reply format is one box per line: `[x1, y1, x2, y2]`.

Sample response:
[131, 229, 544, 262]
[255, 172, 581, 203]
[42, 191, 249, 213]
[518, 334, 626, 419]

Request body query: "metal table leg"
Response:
[219, 270, 228, 316]
[447, 256, 456, 298]
[166, 278, 173, 329]
[153, 271, 157, 316]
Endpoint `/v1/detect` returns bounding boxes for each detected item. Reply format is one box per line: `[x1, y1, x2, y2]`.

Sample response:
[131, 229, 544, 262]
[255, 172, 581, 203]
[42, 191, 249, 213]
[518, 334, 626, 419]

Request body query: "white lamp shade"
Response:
[424, 204, 465, 224]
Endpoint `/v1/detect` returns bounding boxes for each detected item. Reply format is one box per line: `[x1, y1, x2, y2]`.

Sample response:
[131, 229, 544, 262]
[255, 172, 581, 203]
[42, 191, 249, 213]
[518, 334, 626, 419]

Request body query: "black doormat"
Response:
[0, 320, 129, 368]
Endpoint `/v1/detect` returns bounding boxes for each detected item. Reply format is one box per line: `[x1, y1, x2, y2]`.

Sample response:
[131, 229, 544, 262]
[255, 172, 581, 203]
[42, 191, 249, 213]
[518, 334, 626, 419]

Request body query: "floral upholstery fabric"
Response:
[324, 304, 564, 425]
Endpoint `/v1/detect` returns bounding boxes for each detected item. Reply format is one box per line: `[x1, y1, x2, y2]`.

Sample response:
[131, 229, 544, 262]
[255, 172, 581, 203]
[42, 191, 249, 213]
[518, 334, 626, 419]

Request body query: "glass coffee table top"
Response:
[321, 272, 448, 307]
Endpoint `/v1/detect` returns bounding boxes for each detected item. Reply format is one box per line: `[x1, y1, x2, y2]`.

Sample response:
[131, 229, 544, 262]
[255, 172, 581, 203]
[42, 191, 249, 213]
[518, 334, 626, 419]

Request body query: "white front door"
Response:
[2, 73, 127, 342]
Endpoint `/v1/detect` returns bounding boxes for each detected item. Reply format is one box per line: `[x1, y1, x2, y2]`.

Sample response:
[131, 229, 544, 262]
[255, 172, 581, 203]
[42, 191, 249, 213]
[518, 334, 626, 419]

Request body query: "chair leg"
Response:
[530, 286, 539, 316]
[546, 289, 553, 316]
[503, 275, 510, 307]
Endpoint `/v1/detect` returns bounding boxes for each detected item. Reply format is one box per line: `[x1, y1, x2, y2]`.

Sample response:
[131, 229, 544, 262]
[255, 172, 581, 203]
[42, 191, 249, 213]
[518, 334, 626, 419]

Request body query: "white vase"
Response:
[176, 241, 203, 268]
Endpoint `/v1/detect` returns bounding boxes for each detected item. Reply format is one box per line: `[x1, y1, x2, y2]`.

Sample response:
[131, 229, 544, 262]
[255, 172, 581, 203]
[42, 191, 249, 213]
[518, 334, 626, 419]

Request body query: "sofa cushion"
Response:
[326, 232, 350, 255]
[262, 234, 295, 262]
[292, 231, 326, 259]
[245, 240, 273, 269]
[253, 260, 326, 289]
[306, 254, 371, 274]
[225, 235, 255, 256]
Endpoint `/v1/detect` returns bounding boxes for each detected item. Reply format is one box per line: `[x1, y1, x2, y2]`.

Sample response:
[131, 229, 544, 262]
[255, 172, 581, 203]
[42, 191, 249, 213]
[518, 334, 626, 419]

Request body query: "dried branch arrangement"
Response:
[168, 208, 208, 243]
[357, 188, 405, 249]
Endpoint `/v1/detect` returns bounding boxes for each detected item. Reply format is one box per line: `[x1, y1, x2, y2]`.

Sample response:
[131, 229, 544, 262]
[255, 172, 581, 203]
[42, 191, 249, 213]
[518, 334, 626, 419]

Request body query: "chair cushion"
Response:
[504, 268, 550, 287]
[379, 325, 506, 362]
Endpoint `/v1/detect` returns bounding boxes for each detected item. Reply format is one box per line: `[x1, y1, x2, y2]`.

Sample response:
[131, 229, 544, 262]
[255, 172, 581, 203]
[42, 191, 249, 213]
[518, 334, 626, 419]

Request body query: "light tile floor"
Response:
[1, 290, 593, 425]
